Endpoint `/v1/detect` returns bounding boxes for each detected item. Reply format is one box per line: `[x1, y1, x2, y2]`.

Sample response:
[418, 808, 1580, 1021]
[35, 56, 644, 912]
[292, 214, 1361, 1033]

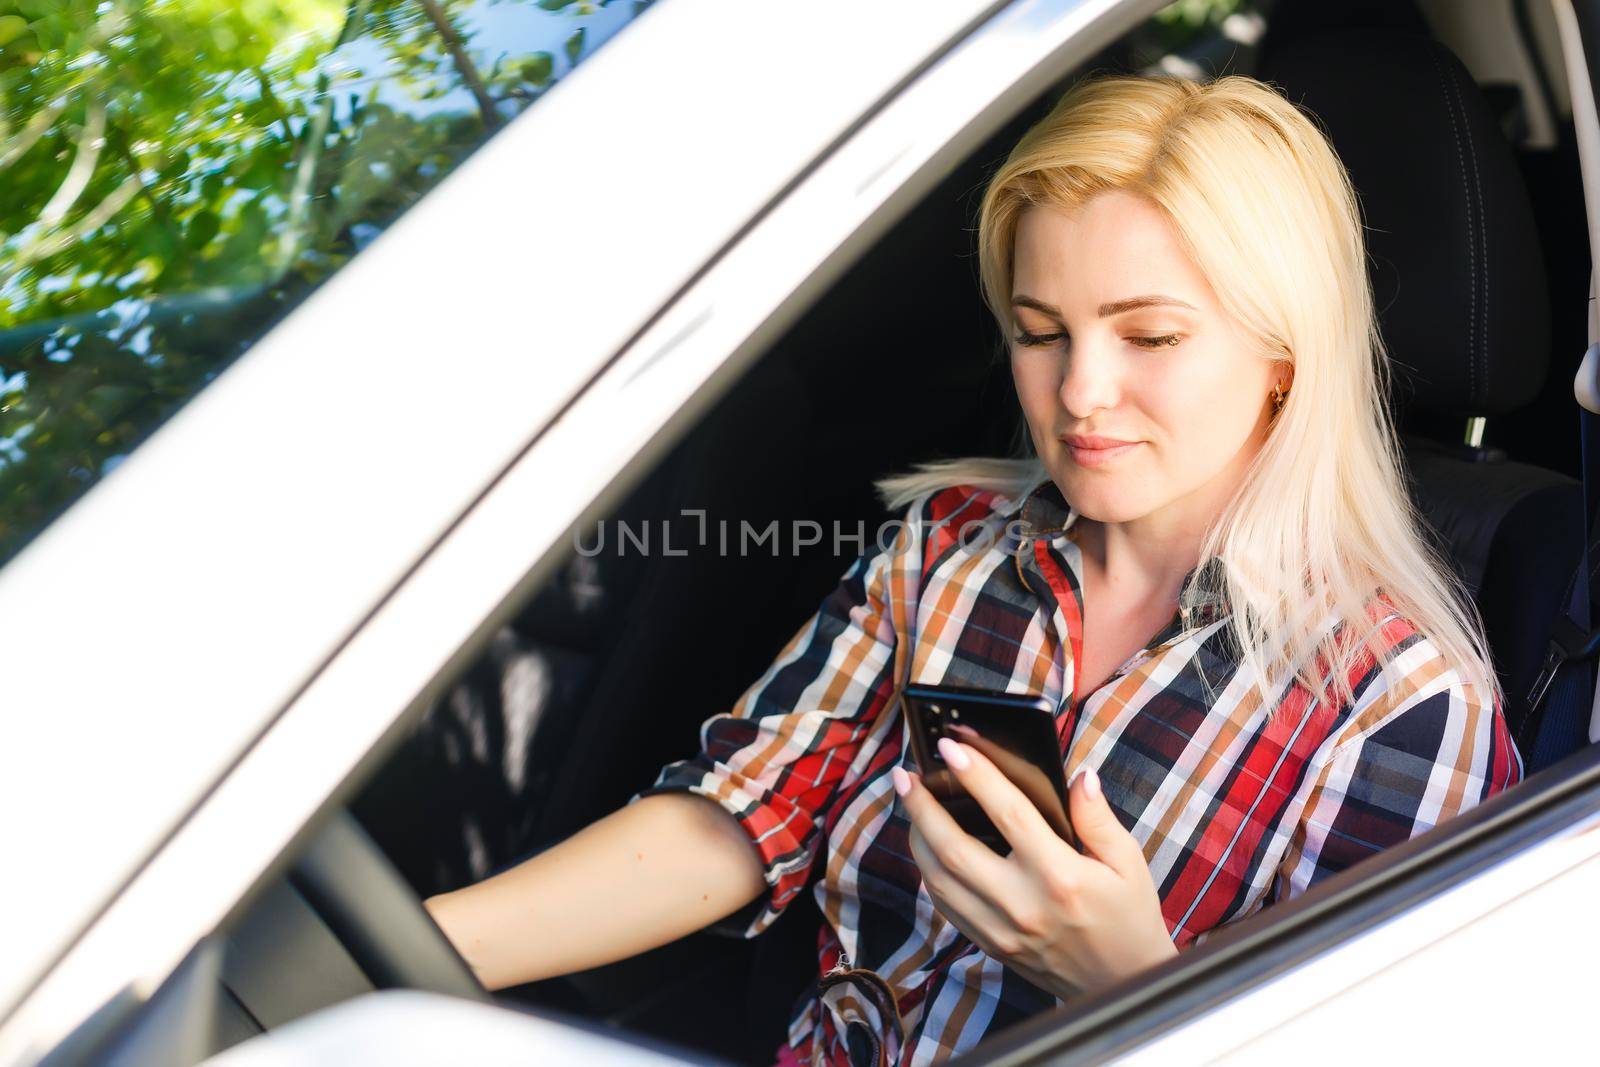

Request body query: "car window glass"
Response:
[0, 0, 657, 567]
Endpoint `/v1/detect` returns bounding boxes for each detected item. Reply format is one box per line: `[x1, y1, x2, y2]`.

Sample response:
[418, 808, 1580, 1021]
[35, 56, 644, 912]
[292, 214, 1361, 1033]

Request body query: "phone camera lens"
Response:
[930, 704, 942, 717]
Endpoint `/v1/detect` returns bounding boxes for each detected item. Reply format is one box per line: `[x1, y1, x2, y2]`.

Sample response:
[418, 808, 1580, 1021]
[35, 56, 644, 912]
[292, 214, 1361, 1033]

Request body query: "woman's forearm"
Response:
[423, 792, 766, 991]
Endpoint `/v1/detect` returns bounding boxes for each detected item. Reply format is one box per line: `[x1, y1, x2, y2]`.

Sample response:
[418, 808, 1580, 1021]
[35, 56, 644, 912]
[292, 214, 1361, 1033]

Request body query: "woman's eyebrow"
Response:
[1011, 293, 1198, 318]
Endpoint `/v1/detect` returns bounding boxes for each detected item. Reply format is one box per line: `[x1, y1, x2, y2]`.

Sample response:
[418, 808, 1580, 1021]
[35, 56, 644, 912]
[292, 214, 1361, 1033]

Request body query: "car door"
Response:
[15, 0, 1599, 1064]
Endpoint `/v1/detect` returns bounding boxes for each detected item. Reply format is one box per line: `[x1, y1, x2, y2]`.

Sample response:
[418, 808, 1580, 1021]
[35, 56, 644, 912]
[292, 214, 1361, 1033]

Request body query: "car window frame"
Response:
[36, 0, 1591, 1061]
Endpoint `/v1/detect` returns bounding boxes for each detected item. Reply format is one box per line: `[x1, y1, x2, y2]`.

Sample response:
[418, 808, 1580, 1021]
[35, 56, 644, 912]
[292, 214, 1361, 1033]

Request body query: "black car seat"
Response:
[1256, 29, 1584, 766]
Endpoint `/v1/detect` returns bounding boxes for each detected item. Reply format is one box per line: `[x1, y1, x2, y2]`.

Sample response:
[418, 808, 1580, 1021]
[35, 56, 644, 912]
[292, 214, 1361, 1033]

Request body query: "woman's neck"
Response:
[1073, 512, 1203, 606]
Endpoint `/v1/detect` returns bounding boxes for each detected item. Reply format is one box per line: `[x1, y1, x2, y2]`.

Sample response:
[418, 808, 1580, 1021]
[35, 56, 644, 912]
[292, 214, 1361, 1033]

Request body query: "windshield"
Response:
[0, 0, 654, 567]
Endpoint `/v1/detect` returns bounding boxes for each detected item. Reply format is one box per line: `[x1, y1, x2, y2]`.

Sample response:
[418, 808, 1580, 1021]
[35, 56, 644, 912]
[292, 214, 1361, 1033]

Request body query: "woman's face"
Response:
[1009, 190, 1282, 531]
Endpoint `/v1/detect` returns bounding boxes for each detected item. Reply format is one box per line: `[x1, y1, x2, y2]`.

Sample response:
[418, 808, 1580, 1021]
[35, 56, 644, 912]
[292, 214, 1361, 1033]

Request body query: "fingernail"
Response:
[891, 766, 912, 796]
[1083, 767, 1101, 800]
[937, 737, 970, 770]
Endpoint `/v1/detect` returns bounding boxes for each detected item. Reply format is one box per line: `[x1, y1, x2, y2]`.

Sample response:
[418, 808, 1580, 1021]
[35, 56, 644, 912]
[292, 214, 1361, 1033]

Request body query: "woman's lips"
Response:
[1060, 434, 1142, 468]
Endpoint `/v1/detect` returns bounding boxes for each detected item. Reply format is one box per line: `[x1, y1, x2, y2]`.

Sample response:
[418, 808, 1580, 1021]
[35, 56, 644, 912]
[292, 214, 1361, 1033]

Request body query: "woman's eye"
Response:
[1012, 330, 1066, 348]
[1012, 331, 1181, 349]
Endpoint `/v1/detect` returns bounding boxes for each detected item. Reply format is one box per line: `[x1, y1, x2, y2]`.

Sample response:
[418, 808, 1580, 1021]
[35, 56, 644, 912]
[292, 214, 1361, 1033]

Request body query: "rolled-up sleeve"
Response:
[628, 496, 929, 938]
[1274, 656, 1525, 901]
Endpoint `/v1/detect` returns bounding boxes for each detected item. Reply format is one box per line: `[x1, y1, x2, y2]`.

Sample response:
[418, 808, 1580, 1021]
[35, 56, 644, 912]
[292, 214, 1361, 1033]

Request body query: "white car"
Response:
[3, 0, 1599, 1064]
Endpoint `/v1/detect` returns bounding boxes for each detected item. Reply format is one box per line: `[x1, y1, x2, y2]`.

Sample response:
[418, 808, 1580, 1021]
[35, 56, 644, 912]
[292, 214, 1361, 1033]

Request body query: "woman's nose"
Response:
[1056, 344, 1120, 418]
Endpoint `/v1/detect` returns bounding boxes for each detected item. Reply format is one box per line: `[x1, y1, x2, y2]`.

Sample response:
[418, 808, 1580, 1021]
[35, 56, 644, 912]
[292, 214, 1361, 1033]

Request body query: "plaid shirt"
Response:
[633, 477, 1524, 1067]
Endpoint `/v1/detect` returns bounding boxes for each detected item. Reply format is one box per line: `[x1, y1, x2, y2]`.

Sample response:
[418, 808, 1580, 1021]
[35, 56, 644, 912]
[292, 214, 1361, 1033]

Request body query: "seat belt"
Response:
[1527, 0, 1600, 770]
[1525, 322, 1600, 771]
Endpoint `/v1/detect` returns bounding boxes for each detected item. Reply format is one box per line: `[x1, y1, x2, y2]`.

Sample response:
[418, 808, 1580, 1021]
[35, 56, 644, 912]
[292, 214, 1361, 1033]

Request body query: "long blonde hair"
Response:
[877, 72, 1498, 712]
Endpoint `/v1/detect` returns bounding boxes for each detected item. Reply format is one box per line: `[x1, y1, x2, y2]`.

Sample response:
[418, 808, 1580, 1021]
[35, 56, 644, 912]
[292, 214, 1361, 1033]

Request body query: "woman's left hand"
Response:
[892, 738, 1177, 1000]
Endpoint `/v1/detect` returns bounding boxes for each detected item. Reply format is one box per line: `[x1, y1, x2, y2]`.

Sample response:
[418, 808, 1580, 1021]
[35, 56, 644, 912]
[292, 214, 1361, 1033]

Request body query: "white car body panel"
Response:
[1116, 813, 1600, 1064]
[199, 990, 699, 1067]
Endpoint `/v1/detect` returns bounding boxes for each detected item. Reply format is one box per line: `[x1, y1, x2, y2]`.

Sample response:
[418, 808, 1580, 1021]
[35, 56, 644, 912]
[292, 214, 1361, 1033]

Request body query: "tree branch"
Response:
[18, 173, 141, 264]
[0, 95, 71, 173]
[38, 98, 106, 227]
[416, 0, 500, 130]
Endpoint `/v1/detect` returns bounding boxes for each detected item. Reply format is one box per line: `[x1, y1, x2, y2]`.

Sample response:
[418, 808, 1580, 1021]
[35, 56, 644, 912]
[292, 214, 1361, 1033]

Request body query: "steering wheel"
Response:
[289, 806, 490, 1002]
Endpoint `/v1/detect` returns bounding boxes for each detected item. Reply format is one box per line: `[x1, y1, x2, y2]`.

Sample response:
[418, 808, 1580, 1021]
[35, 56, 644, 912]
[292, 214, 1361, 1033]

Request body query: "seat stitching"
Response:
[1443, 56, 1490, 410]
[1432, 48, 1476, 409]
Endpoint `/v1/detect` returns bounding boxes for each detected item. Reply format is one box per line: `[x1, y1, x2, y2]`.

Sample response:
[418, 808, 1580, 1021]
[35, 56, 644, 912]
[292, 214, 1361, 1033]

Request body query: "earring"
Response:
[1270, 380, 1290, 413]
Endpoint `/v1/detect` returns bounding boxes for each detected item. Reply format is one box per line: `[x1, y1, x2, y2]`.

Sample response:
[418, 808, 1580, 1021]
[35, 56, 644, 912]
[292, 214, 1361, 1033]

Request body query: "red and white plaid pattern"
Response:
[635, 478, 1523, 1066]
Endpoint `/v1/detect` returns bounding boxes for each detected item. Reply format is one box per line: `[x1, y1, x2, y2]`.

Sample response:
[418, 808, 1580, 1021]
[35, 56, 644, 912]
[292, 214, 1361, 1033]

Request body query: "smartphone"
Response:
[900, 682, 1077, 855]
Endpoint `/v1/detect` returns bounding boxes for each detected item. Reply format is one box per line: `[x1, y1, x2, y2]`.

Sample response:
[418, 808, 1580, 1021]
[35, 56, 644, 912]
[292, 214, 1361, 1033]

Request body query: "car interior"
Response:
[164, 1, 1593, 1065]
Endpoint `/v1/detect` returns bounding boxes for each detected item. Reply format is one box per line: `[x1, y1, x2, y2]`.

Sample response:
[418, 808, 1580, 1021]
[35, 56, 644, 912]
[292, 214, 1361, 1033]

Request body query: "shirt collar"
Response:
[1004, 476, 1231, 629]
[1006, 476, 1077, 541]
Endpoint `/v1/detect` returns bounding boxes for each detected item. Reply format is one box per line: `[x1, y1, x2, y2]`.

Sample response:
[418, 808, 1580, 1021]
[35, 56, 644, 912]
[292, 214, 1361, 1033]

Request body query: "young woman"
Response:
[424, 72, 1524, 1066]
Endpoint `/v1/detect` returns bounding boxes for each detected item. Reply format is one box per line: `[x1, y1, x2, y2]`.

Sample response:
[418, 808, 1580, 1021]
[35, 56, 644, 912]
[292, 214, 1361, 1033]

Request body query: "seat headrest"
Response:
[1257, 30, 1549, 418]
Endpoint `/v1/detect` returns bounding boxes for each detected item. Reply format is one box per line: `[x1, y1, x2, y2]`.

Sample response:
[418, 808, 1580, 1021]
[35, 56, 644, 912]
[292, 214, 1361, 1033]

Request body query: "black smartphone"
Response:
[900, 682, 1076, 855]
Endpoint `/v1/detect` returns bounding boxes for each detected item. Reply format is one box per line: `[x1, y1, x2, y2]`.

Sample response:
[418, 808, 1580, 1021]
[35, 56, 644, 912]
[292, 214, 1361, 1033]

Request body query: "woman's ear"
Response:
[1268, 355, 1293, 392]
[1272, 361, 1294, 403]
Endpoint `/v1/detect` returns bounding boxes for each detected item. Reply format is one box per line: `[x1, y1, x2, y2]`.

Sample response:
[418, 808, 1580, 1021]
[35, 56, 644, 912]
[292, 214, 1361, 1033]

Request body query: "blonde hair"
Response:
[877, 72, 1498, 713]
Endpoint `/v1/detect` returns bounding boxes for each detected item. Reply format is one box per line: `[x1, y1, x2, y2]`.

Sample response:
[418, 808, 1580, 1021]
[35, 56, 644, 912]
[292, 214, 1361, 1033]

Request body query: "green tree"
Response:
[0, 0, 648, 565]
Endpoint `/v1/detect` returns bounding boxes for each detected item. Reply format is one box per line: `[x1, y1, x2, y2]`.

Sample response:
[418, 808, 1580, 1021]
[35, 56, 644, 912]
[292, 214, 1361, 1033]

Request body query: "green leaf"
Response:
[0, 15, 30, 48]
[517, 52, 553, 86]
[158, 151, 191, 186]
[537, 0, 579, 10]
[564, 27, 585, 66]
[186, 210, 220, 250]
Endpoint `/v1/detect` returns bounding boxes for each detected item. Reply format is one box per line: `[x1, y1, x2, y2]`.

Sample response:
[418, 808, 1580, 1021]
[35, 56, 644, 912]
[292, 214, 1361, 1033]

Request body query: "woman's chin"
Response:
[1056, 483, 1157, 526]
